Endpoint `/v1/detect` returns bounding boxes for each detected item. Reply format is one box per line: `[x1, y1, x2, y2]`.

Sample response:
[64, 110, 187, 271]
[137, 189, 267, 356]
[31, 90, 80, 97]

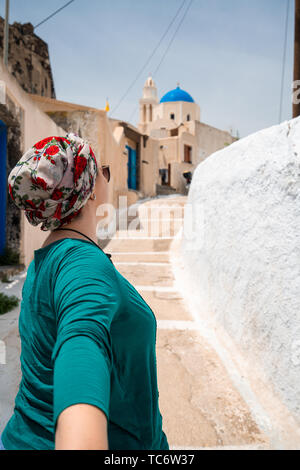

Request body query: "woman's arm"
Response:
[55, 403, 109, 450]
[52, 245, 120, 450]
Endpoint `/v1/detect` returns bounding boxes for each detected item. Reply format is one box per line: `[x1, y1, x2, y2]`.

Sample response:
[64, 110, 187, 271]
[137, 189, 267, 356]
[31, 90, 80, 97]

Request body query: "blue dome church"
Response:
[137, 75, 235, 193]
[160, 86, 195, 104]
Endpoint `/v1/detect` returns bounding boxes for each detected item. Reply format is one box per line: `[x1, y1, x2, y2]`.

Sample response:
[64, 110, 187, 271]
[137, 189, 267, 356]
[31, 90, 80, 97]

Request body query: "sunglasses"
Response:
[101, 165, 110, 182]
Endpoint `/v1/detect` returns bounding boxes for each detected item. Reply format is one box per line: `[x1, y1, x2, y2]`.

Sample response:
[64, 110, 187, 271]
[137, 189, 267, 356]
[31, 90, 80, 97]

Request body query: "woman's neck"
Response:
[41, 224, 98, 249]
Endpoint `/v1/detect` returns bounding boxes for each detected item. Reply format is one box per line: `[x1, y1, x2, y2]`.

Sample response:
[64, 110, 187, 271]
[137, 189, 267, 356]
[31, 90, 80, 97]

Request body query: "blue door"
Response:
[126, 145, 137, 190]
[0, 120, 7, 255]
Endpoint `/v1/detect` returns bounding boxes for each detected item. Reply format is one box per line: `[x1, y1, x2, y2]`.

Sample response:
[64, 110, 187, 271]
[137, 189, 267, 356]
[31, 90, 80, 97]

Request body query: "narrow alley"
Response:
[106, 195, 271, 450]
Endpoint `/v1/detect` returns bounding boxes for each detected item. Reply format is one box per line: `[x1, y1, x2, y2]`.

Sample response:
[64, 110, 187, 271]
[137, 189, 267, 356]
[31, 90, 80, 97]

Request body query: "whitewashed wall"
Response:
[181, 116, 300, 425]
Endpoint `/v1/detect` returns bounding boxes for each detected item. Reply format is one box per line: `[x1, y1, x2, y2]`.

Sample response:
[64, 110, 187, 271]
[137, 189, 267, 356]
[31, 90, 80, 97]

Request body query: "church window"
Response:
[184, 144, 192, 163]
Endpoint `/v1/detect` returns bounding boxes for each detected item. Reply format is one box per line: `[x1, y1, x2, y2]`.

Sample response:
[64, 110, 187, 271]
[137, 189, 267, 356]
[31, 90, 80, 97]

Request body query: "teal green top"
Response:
[1, 238, 169, 450]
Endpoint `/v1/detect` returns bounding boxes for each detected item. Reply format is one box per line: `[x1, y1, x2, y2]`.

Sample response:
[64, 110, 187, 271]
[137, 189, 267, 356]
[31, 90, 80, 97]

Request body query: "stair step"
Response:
[156, 184, 178, 195]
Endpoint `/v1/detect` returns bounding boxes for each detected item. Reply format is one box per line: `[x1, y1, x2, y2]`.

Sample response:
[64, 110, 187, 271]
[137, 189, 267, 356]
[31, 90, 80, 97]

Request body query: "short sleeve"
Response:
[51, 242, 121, 431]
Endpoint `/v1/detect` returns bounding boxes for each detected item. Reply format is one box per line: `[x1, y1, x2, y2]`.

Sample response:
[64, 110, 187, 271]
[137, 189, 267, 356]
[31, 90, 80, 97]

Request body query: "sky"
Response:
[0, 0, 296, 138]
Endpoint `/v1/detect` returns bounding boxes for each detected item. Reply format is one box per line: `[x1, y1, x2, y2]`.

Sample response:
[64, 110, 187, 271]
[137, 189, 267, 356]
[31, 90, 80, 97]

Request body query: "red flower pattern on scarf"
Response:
[60, 208, 82, 226]
[74, 155, 87, 184]
[45, 145, 60, 156]
[34, 177, 48, 191]
[68, 193, 78, 209]
[89, 145, 98, 169]
[26, 199, 36, 209]
[8, 184, 14, 200]
[34, 137, 54, 150]
[53, 203, 62, 220]
[51, 188, 64, 200]
[38, 200, 46, 211]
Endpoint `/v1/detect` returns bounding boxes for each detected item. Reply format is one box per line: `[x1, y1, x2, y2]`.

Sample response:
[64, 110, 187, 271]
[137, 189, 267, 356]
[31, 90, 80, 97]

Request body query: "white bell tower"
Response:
[138, 74, 158, 134]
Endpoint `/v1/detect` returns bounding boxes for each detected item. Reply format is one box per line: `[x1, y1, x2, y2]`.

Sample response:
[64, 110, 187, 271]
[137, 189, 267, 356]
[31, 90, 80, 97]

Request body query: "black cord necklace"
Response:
[54, 228, 113, 263]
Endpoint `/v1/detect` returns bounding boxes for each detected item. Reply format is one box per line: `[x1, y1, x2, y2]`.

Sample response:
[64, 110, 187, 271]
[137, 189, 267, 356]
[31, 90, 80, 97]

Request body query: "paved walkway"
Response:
[106, 195, 273, 450]
[0, 270, 25, 431]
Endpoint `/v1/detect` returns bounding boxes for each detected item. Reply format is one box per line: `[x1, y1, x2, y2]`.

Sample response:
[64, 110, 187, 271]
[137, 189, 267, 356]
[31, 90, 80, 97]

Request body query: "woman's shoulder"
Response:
[60, 238, 111, 263]
[52, 238, 120, 294]
[37, 237, 105, 256]
[35, 238, 112, 274]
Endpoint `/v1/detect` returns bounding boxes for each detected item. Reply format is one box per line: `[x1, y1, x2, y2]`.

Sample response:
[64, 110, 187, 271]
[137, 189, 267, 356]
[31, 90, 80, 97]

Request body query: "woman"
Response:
[0, 133, 169, 450]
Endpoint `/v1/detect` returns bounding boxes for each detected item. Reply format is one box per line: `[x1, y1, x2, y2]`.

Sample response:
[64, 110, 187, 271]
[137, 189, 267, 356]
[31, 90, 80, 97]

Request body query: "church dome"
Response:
[160, 85, 194, 103]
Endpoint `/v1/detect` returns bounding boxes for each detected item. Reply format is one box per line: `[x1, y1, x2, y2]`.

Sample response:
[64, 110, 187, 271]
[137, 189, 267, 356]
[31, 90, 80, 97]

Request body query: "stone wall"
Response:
[0, 96, 23, 259]
[0, 18, 55, 99]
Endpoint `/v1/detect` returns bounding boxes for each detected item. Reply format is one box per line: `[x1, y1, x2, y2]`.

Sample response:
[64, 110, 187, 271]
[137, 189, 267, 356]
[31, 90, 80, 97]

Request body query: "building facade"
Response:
[138, 76, 236, 193]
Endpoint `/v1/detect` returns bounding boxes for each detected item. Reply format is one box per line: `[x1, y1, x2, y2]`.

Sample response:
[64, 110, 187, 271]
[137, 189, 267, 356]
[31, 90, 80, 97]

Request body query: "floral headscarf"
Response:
[7, 133, 98, 231]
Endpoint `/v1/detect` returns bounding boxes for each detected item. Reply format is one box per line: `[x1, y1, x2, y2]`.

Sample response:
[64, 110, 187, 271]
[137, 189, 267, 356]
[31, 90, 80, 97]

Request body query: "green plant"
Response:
[1, 274, 12, 283]
[0, 246, 20, 266]
[0, 292, 19, 315]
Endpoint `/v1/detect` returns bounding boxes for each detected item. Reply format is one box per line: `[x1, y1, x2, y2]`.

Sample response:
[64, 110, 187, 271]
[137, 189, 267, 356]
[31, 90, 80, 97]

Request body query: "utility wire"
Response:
[153, 0, 194, 78]
[109, 0, 188, 118]
[34, 0, 75, 29]
[127, 0, 194, 124]
[279, 0, 290, 123]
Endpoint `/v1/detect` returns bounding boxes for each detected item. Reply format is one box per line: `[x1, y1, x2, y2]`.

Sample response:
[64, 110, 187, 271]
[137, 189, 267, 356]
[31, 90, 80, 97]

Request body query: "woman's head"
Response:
[7, 133, 107, 231]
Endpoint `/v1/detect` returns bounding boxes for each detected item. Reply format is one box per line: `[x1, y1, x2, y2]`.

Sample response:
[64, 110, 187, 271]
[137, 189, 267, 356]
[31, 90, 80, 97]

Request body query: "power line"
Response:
[109, 0, 188, 118]
[279, 0, 290, 123]
[127, 0, 194, 124]
[34, 0, 75, 29]
[153, 0, 194, 77]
